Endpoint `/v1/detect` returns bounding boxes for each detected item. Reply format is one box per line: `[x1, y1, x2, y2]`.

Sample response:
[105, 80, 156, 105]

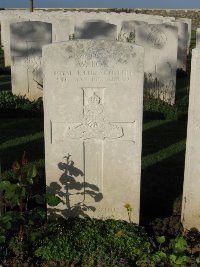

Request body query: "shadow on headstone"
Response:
[75, 21, 117, 40]
[10, 21, 52, 57]
[47, 154, 103, 219]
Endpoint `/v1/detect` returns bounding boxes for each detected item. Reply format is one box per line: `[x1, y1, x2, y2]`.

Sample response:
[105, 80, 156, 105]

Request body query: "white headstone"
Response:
[135, 23, 178, 104]
[10, 21, 52, 100]
[181, 48, 200, 230]
[43, 40, 144, 222]
[120, 22, 178, 104]
[1, 17, 24, 66]
[176, 18, 192, 54]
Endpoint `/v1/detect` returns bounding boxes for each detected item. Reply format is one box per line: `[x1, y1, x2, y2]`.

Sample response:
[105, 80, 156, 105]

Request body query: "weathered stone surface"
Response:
[176, 18, 192, 54]
[0, 11, 48, 65]
[181, 48, 200, 231]
[43, 40, 144, 223]
[10, 21, 52, 100]
[74, 21, 117, 40]
[1, 17, 23, 66]
[120, 22, 178, 104]
[119, 20, 147, 43]
[135, 23, 178, 104]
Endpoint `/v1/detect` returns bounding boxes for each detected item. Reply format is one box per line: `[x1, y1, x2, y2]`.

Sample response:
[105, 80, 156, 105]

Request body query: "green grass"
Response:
[0, 48, 4, 67]
[191, 29, 196, 49]
[0, 117, 44, 172]
[141, 119, 187, 223]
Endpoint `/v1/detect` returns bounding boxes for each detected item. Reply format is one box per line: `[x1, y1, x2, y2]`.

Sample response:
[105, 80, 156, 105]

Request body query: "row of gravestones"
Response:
[0, 10, 191, 103]
[1, 10, 199, 231]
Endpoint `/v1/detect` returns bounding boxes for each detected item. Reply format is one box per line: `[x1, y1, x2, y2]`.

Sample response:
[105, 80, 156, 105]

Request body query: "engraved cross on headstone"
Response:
[52, 88, 135, 202]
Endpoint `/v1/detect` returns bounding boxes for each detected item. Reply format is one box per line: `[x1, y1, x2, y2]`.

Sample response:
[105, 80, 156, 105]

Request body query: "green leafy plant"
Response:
[34, 218, 153, 266]
[0, 152, 62, 259]
[156, 235, 166, 250]
[0, 91, 43, 117]
[168, 236, 190, 266]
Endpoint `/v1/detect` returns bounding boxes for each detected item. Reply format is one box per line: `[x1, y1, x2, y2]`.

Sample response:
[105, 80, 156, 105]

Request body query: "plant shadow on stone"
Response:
[47, 154, 103, 218]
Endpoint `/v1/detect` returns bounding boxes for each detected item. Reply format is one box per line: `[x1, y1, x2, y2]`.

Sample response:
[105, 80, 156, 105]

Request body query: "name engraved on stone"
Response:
[23, 57, 42, 72]
[14, 56, 42, 86]
[93, 208, 128, 219]
[67, 93, 123, 140]
[96, 207, 117, 212]
[147, 26, 167, 49]
[54, 69, 135, 83]
[14, 56, 42, 71]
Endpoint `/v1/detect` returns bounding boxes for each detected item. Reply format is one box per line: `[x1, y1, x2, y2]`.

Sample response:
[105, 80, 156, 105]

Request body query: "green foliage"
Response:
[166, 236, 190, 267]
[34, 218, 153, 266]
[156, 235, 166, 245]
[171, 236, 188, 253]
[0, 91, 43, 116]
[45, 193, 63, 207]
[33, 219, 200, 266]
[196, 256, 200, 264]
[1, 214, 200, 266]
[0, 153, 61, 260]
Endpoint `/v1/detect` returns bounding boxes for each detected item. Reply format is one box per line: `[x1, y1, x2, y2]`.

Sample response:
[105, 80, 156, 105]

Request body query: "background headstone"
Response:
[176, 18, 192, 54]
[1, 17, 24, 66]
[43, 40, 144, 223]
[135, 23, 178, 104]
[10, 21, 52, 100]
[181, 48, 200, 231]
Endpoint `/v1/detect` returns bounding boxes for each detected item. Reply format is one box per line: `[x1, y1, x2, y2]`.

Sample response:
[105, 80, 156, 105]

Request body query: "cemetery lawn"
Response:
[0, 48, 4, 67]
[141, 119, 186, 223]
[0, 117, 45, 174]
